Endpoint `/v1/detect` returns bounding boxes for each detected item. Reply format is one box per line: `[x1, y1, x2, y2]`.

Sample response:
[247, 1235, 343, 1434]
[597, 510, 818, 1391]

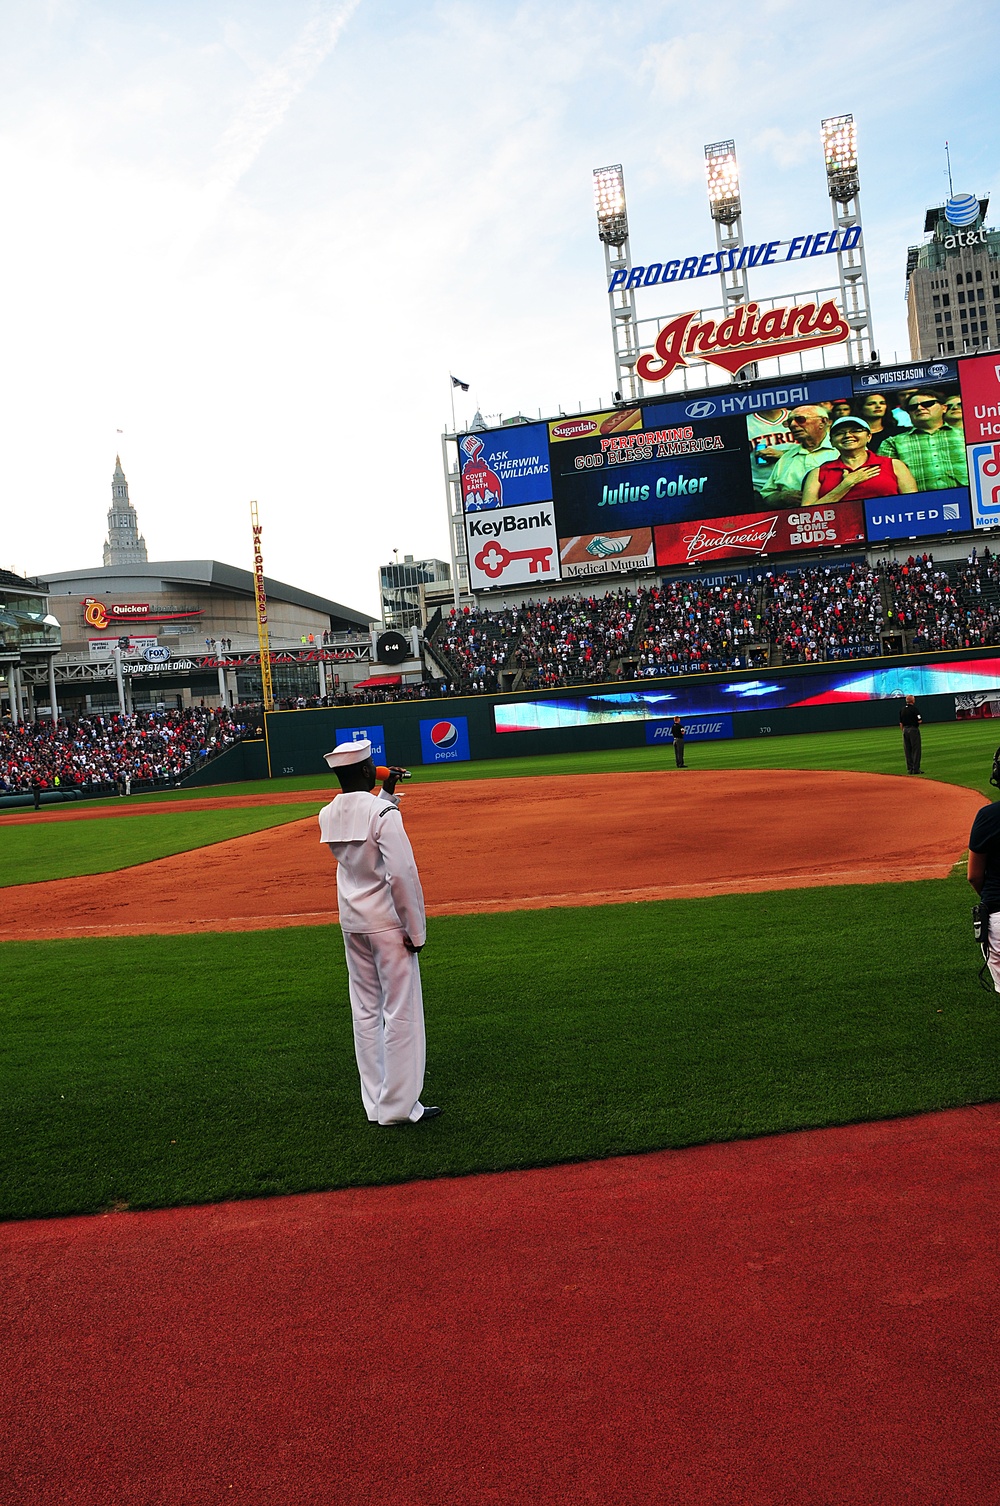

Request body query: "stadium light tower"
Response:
[821, 113, 874, 366]
[594, 164, 641, 402]
[705, 139, 754, 373]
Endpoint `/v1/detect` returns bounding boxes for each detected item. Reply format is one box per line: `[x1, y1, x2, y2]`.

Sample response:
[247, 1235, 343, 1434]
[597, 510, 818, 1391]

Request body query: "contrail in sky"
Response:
[210, 1, 362, 198]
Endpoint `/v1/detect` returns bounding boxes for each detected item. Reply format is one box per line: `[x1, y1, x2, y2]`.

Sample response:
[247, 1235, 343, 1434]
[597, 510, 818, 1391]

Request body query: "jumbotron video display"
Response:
[493, 655, 1000, 733]
[459, 351, 1000, 590]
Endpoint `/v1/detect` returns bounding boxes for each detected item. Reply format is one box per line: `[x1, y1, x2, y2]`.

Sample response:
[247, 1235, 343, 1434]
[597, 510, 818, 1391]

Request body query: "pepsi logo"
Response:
[684, 400, 717, 418]
[430, 721, 459, 750]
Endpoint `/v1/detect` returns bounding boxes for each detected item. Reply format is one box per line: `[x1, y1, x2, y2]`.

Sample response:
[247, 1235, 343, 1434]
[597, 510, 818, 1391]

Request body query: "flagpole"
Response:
[449, 376, 456, 435]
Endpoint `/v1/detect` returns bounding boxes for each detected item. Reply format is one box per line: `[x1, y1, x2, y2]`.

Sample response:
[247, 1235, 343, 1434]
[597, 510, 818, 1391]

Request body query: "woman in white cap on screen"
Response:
[319, 738, 441, 1126]
[801, 416, 917, 505]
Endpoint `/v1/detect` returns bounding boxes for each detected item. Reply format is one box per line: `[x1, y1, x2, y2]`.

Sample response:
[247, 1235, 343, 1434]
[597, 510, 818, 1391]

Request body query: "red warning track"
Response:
[2, 1104, 997, 1505]
[0, 770, 983, 940]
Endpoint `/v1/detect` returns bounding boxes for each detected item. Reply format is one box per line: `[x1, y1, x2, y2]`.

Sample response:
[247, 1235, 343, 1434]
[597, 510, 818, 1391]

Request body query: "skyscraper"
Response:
[906, 194, 1000, 360]
[103, 456, 148, 567]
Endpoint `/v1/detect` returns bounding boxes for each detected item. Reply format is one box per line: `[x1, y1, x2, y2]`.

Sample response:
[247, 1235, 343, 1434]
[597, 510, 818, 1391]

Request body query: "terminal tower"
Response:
[103, 456, 148, 567]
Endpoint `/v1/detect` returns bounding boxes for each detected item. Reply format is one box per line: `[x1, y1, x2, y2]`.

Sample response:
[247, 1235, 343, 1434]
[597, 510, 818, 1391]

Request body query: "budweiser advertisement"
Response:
[653, 503, 865, 567]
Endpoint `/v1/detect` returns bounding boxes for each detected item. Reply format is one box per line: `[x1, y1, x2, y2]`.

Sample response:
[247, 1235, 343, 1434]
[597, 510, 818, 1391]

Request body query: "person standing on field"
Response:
[671, 718, 686, 768]
[899, 695, 922, 774]
[318, 739, 441, 1127]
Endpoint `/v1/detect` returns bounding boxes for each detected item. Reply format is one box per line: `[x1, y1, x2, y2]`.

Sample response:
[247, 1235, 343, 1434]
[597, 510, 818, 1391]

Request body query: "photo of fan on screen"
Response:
[748, 388, 966, 506]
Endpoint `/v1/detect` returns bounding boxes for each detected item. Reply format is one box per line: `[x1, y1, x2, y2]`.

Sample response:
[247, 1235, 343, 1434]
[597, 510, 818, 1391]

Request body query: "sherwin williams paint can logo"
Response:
[945, 193, 980, 227]
[419, 716, 471, 764]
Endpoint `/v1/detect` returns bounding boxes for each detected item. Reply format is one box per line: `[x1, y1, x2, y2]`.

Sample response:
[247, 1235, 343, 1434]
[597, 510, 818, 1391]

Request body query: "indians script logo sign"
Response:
[636, 299, 850, 382]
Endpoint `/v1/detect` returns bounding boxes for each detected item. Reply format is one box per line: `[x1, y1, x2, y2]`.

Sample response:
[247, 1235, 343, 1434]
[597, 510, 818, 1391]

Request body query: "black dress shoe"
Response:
[379, 1106, 443, 1126]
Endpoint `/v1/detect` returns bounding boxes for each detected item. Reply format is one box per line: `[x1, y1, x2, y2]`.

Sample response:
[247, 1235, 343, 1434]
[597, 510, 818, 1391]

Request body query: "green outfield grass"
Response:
[1, 871, 996, 1221]
[99, 718, 1000, 802]
[0, 804, 321, 887]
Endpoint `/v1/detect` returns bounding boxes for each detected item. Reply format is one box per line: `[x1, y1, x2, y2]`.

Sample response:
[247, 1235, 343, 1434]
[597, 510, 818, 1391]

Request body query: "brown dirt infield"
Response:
[0, 770, 984, 942]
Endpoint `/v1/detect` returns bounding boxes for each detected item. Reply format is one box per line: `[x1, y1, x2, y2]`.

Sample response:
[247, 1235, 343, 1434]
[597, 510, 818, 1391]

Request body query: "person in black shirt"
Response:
[968, 791, 1000, 990]
[899, 695, 922, 774]
[671, 717, 686, 768]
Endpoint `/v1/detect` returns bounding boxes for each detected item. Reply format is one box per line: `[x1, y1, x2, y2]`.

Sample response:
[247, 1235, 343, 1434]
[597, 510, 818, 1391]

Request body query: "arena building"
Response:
[29, 459, 380, 715]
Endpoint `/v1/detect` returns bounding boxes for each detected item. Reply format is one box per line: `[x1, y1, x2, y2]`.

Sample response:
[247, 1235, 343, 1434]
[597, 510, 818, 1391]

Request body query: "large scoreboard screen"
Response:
[458, 351, 999, 590]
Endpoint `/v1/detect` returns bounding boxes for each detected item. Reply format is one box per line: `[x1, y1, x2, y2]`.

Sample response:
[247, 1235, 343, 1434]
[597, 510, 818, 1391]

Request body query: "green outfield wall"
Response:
[235, 645, 1000, 781]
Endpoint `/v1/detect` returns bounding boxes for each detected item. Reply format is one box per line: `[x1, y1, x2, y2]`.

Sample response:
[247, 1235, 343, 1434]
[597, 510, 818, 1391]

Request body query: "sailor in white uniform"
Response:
[318, 739, 441, 1126]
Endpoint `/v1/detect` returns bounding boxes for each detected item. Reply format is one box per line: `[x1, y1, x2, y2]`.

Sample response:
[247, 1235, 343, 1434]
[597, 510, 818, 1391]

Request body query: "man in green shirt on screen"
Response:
[879, 389, 968, 491]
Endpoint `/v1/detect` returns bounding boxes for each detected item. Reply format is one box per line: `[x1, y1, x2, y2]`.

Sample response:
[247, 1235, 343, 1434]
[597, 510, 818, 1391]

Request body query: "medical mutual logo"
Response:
[419, 716, 470, 764]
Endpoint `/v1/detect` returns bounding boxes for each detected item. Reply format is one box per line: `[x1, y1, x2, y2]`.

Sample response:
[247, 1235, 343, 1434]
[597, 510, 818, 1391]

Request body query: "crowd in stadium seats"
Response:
[636, 579, 767, 675]
[510, 592, 640, 688]
[0, 706, 249, 794]
[434, 605, 520, 692]
[763, 563, 883, 665]
[885, 552, 1000, 652]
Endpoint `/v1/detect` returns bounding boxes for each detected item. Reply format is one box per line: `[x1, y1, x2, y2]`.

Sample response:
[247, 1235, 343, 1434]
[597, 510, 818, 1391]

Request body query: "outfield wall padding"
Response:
[179, 739, 270, 787]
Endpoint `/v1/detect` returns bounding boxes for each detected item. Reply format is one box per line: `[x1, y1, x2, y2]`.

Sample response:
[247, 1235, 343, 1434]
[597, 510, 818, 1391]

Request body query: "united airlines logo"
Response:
[684, 400, 718, 419]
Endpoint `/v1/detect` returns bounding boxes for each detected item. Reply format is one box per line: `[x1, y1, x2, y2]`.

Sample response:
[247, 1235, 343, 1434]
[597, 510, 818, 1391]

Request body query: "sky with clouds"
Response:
[1, 0, 997, 617]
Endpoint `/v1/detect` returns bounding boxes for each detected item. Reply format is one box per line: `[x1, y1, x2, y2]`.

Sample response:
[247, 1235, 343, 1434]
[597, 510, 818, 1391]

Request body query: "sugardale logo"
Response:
[636, 300, 850, 382]
[683, 516, 779, 561]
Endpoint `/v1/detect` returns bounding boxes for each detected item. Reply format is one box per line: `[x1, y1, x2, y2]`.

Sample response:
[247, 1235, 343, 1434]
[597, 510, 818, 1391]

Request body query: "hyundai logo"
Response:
[684, 399, 717, 418]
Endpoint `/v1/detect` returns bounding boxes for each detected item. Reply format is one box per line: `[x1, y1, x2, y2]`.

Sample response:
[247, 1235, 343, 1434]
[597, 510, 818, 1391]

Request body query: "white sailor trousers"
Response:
[343, 928, 426, 1124]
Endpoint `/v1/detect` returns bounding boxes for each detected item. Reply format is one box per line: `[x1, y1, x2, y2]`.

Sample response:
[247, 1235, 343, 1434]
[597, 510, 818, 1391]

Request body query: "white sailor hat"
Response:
[323, 738, 373, 769]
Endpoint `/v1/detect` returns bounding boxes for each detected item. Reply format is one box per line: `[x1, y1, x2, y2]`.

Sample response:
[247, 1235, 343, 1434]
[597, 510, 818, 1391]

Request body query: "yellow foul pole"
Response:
[250, 501, 274, 775]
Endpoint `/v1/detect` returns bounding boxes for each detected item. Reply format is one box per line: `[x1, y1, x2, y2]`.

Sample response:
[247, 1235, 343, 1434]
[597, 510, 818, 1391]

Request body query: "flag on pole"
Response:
[450, 375, 470, 392]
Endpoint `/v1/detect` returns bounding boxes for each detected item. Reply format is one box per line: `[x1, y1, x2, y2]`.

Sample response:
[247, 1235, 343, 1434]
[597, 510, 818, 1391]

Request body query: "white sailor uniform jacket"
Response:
[319, 790, 426, 946]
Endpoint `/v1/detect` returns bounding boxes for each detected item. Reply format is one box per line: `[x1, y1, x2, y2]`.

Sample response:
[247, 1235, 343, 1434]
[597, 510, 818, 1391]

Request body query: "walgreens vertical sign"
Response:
[252, 524, 268, 625]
